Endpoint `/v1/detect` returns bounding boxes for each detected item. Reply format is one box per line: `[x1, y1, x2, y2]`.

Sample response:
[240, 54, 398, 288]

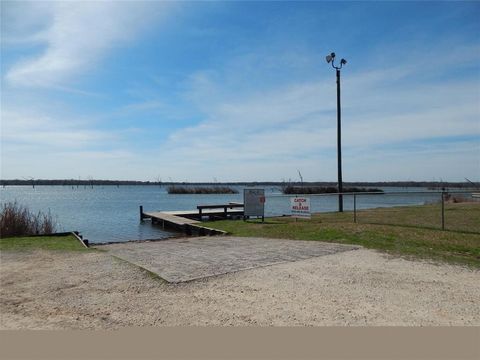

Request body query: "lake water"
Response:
[0, 185, 464, 243]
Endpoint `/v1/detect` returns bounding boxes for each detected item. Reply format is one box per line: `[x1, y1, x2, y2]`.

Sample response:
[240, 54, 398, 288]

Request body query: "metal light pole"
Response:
[326, 52, 347, 212]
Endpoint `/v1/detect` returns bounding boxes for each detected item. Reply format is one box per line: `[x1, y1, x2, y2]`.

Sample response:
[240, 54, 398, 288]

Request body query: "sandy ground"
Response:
[1, 244, 479, 329]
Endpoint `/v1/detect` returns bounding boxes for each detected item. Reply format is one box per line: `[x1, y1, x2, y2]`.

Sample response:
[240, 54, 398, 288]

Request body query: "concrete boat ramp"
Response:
[96, 236, 360, 283]
[123, 205, 360, 282]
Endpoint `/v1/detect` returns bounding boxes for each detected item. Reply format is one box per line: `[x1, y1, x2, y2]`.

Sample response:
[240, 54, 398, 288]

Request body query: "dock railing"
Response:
[197, 203, 244, 219]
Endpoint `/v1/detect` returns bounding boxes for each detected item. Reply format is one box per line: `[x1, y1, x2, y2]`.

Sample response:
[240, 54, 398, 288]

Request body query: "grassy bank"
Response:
[0, 234, 87, 251]
[207, 203, 480, 267]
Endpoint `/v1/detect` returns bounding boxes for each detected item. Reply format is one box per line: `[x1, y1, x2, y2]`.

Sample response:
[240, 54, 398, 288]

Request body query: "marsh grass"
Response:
[167, 186, 238, 194]
[0, 202, 57, 238]
[282, 185, 383, 194]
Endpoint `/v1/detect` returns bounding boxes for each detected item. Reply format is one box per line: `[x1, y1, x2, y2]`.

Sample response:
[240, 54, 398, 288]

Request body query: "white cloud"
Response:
[1, 108, 117, 149]
[3, 1, 169, 88]
[151, 42, 480, 181]
[1, 3, 478, 182]
[0, 107, 139, 180]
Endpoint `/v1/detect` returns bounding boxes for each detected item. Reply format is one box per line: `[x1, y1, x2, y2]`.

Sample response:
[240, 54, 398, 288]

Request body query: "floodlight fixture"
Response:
[326, 51, 347, 70]
[325, 52, 335, 63]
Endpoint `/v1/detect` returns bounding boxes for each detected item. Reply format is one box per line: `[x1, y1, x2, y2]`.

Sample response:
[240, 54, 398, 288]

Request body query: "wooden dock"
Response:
[140, 204, 244, 236]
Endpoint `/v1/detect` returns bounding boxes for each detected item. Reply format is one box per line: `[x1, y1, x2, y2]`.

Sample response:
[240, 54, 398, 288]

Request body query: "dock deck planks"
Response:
[143, 211, 200, 226]
[141, 204, 244, 236]
[141, 210, 229, 236]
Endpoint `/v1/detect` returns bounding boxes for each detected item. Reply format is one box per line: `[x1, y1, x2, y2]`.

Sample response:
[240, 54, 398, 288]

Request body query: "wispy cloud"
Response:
[1, 2, 478, 181]
[1, 109, 117, 148]
[3, 1, 170, 88]
[154, 40, 479, 181]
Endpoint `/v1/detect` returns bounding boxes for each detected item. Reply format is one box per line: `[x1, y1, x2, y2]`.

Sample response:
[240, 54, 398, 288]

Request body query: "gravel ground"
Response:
[1, 244, 479, 329]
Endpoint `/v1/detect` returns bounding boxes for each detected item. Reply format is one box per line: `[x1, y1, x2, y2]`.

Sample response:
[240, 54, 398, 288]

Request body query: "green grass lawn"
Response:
[355, 202, 480, 233]
[208, 203, 480, 268]
[0, 234, 87, 251]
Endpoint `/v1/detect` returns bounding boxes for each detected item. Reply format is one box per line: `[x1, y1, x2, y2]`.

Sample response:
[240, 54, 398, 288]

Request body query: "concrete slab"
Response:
[96, 236, 361, 283]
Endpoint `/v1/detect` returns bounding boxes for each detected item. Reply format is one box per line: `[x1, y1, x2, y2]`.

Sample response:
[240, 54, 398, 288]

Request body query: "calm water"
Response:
[0, 185, 456, 243]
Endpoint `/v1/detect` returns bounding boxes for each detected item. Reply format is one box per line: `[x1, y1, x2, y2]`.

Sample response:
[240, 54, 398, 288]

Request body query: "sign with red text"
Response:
[290, 197, 311, 219]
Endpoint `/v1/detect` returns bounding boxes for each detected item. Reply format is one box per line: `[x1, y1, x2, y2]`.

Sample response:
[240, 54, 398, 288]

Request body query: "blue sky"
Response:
[1, 1, 479, 182]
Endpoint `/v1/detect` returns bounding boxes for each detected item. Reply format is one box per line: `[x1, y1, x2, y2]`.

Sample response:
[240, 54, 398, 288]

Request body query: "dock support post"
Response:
[441, 192, 445, 230]
[140, 206, 144, 221]
[353, 194, 357, 223]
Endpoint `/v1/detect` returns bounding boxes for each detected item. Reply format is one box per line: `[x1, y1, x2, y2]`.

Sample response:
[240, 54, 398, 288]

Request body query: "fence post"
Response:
[353, 194, 357, 223]
[441, 192, 445, 231]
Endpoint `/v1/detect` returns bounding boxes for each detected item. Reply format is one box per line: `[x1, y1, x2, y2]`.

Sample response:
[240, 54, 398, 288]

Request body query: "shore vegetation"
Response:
[167, 186, 238, 194]
[0, 202, 57, 238]
[282, 185, 383, 194]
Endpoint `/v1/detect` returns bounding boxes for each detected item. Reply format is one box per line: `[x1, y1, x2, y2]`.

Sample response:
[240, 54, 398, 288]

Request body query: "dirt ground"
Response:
[1, 242, 479, 329]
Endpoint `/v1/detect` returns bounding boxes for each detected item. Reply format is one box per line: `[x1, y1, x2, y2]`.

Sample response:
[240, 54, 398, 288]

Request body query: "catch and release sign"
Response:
[290, 197, 311, 219]
[244, 188, 265, 218]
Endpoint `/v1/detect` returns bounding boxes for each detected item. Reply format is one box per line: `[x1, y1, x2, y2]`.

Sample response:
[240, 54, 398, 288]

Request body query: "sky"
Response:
[1, 1, 479, 182]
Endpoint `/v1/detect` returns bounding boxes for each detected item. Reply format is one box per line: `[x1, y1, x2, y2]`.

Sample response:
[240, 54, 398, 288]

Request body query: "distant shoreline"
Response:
[0, 179, 475, 188]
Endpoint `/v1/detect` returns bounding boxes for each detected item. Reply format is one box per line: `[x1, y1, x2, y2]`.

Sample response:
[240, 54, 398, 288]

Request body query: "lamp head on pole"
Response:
[325, 52, 335, 63]
[326, 52, 347, 69]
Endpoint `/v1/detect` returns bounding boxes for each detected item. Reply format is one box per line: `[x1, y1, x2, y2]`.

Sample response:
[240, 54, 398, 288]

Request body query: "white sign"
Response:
[244, 188, 265, 217]
[290, 197, 311, 219]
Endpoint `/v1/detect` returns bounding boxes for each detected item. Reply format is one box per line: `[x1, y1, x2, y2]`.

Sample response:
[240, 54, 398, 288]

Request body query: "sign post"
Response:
[290, 197, 311, 219]
[244, 188, 265, 222]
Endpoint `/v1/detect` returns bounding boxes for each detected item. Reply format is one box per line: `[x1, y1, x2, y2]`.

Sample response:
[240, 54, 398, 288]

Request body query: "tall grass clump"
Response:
[282, 185, 383, 194]
[167, 186, 238, 194]
[0, 202, 57, 238]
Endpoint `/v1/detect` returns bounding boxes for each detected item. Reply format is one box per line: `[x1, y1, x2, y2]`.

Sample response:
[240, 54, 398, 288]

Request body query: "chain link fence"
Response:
[265, 190, 480, 234]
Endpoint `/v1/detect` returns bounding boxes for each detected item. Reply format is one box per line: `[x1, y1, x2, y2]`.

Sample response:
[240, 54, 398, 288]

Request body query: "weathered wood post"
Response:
[353, 194, 357, 223]
[441, 192, 445, 230]
[140, 205, 144, 221]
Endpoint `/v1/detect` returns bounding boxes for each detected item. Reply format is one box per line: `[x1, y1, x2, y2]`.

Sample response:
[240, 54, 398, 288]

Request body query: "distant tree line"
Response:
[0, 179, 147, 186]
[0, 179, 475, 188]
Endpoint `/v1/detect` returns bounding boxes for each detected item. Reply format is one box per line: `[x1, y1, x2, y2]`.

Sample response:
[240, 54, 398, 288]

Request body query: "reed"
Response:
[0, 202, 57, 238]
[167, 186, 238, 194]
[282, 185, 383, 194]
